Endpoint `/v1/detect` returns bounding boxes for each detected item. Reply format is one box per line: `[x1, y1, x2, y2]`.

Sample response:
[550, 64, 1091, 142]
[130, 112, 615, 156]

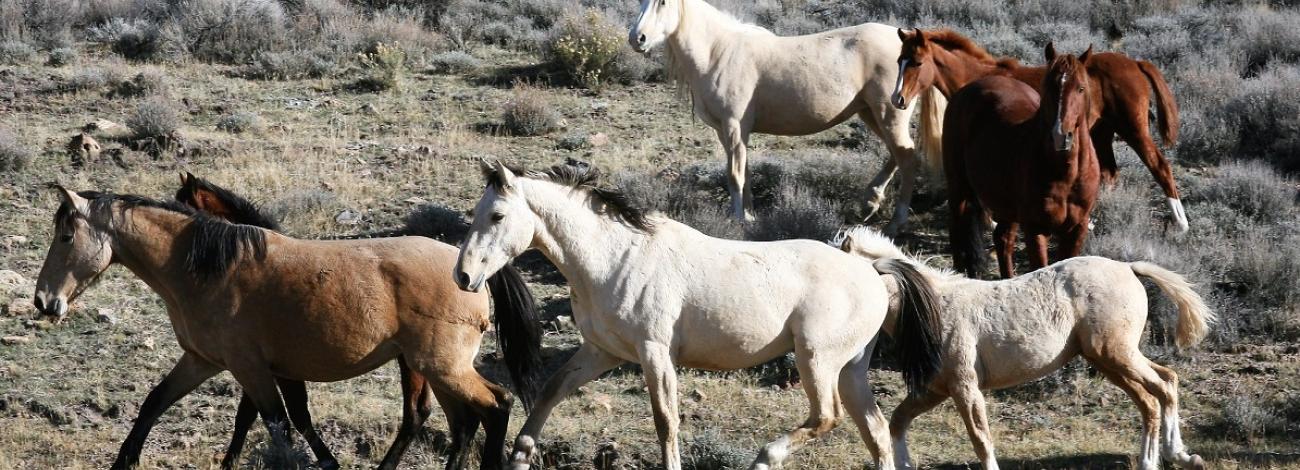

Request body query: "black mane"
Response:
[486, 159, 655, 232]
[57, 191, 267, 280]
[175, 174, 281, 231]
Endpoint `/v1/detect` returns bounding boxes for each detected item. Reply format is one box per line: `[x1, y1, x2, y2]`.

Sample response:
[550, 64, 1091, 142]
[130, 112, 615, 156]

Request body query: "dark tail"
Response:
[949, 197, 989, 278]
[485, 264, 543, 411]
[1137, 60, 1179, 145]
[871, 258, 944, 397]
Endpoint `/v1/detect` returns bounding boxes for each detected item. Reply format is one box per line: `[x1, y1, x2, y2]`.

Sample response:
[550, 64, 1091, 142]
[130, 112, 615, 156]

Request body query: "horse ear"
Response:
[51, 184, 89, 216]
[1079, 45, 1094, 64]
[178, 172, 189, 187]
[840, 234, 856, 253]
[478, 157, 496, 177]
[897, 28, 909, 42]
[1044, 42, 1057, 62]
[493, 160, 517, 189]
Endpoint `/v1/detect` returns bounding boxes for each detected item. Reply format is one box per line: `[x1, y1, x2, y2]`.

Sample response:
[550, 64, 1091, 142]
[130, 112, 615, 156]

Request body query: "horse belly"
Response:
[977, 328, 1078, 390]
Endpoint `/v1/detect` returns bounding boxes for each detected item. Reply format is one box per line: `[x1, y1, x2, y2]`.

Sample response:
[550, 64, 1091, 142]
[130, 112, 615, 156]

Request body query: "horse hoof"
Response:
[319, 458, 340, 470]
[1187, 454, 1205, 470]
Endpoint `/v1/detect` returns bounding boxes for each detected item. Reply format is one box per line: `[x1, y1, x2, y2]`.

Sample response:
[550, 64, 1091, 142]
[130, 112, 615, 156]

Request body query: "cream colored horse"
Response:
[33, 187, 543, 470]
[628, 0, 944, 233]
[454, 160, 946, 470]
[833, 226, 1212, 470]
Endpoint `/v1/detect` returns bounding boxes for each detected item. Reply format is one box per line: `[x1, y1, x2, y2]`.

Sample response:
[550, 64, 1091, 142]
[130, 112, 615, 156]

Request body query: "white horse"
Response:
[628, 0, 945, 233]
[453, 160, 946, 470]
[832, 226, 1212, 470]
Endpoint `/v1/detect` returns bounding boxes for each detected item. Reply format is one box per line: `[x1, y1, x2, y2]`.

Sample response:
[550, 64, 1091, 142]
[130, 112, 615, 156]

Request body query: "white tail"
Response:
[917, 86, 946, 176]
[1130, 262, 1216, 349]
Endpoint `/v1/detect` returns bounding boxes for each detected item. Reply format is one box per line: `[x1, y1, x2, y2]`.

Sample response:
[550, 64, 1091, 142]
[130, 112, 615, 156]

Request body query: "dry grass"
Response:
[0, 3, 1298, 469]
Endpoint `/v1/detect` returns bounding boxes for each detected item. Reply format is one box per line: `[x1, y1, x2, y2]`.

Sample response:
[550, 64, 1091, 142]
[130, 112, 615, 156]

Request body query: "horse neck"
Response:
[520, 179, 647, 287]
[667, 0, 740, 81]
[930, 46, 1001, 97]
[104, 207, 198, 307]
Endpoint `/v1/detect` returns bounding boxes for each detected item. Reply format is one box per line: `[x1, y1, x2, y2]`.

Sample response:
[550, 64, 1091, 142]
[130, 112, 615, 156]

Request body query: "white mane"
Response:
[829, 226, 958, 278]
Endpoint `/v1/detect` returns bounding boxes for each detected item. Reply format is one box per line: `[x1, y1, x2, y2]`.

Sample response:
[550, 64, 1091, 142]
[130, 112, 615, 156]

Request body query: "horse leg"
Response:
[1117, 122, 1187, 232]
[276, 378, 338, 470]
[508, 343, 624, 469]
[950, 382, 999, 470]
[1088, 360, 1162, 470]
[113, 352, 221, 470]
[1146, 362, 1205, 469]
[1023, 231, 1049, 274]
[221, 394, 258, 469]
[838, 339, 898, 470]
[873, 106, 923, 235]
[992, 222, 1019, 279]
[717, 122, 754, 221]
[1052, 222, 1090, 263]
[228, 369, 296, 461]
[1091, 123, 1119, 185]
[434, 389, 481, 470]
[888, 388, 947, 470]
[857, 111, 896, 222]
[638, 342, 683, 470]
[751, 342, 843, 469]
[378, 355, 439, 470]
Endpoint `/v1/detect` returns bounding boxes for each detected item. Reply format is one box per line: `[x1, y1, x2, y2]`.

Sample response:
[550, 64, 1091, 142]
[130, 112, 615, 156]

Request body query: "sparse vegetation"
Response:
[547, 10, 625, 89]
[502, 82, 561, 136]
[0, 0, 1297, 468]
[354, 42, 407, 92]
[126, 97, 181, 141]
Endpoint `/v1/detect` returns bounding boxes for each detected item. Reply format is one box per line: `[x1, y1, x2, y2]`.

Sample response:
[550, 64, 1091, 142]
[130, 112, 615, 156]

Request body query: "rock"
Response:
[66, 133, 101, 165]
[2, 335, 31, 345]
[139, 337, 155, 350]
[587, 393, 612, 413]
[95, 308, 117, 325]
[689, 389, 707, 402]
[335, 210, 362, 226]
[83, 119, 129, 138]
[4, 300, 35, 318]
[1, 235, 28, 251]
[587, 132, 609, 147]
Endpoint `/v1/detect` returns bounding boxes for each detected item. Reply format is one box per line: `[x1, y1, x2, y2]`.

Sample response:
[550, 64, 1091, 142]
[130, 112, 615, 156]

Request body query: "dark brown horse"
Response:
[892, 28, 1188, 233]
[941, 45, 1101, 278]
[173, 173, 451, 470]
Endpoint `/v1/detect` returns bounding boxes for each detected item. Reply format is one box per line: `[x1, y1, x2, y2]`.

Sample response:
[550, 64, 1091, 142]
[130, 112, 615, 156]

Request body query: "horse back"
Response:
[942, 76, 1040, 208]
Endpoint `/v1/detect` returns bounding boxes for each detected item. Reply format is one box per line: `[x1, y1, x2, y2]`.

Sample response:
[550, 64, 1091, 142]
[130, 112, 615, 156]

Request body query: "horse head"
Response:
[1043, 43, 1095, 153]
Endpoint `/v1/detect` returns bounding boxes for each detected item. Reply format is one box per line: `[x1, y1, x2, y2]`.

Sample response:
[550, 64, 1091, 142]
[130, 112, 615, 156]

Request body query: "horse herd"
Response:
[26, 0, 1215, 469]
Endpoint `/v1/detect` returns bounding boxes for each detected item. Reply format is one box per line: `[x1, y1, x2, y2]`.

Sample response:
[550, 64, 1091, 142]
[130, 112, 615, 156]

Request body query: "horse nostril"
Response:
[457, 271, 471, 288]
[638, 34, 646, 44]
[33, 296, 43, 312]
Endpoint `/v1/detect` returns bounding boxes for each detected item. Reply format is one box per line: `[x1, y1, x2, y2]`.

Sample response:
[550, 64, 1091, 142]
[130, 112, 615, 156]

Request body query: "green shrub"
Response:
[46, 47, 77, 67]
[0, 40, 37, 65]
[546, 10, 624, 89]
[243, 50, 337, 80]
[216, 112, 266, 134]
[354, 42, 406, 91]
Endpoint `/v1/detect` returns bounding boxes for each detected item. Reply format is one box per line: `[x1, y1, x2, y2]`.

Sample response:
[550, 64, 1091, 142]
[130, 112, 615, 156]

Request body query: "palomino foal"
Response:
[454, 160, 946, 470]
[33, 187, 542, 470]
[629, 0, 944, 233]
[835, 226, 1212, 470]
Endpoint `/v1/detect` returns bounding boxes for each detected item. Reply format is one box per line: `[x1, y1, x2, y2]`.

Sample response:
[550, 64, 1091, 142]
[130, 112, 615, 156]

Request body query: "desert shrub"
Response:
[0, 40, 37, 65]
[126, 97, 182, 140]
[1212, 393, 1300, 442]
[0, 0, 76, 48]
[426, 50, 480, 74]
[89, 17, 167, 61]
[172, 0, 289, 63]
[353, 41, 406, 91]
[546, 10, 624, 89]
[1178, 65, 1300, 172]
[0, 128, 33, 172]
[46, 47, 77, 66]
[216, 112, 266, 134]
[63, 62, 131, 93]
[683, 430, 749, 470]
[747, 183, 844, 242]
[502, 83, 561, 136]
[112, 68, 169, 97]
[243, 50, 336, 80]
[1194, 161, 1296, 223]
[1229, 8, 1300, 78]
[359, 6, 444, 63]
[266, 188, 338, 222]
[616, 170, 744, 240]
[1018, 21, 1103, 57]
[403, 203, 470, 244]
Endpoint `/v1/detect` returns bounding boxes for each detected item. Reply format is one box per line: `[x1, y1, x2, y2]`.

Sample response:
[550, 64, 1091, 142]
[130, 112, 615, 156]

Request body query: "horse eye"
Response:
[660, 0, 666, 6]
[491, 213, 505, 222]
[1077, 86, 1085, 92]
[60, 233, 73, 243]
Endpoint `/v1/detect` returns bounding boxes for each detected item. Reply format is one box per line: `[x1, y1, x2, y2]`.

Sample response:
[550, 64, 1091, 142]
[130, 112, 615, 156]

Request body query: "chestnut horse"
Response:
[942, 45, 1100, 278]
[173, 173, 444, 470]
[33, 186, 543, 470]
[892, 28, 1188, 233]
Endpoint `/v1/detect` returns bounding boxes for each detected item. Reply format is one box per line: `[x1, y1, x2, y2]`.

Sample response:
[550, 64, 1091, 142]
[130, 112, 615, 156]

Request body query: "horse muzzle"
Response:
[891, 92, 908, 110]
[33, 295, 67, 323]
[454, 269, 485, 293]
[1053, 129, 1074, 152]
